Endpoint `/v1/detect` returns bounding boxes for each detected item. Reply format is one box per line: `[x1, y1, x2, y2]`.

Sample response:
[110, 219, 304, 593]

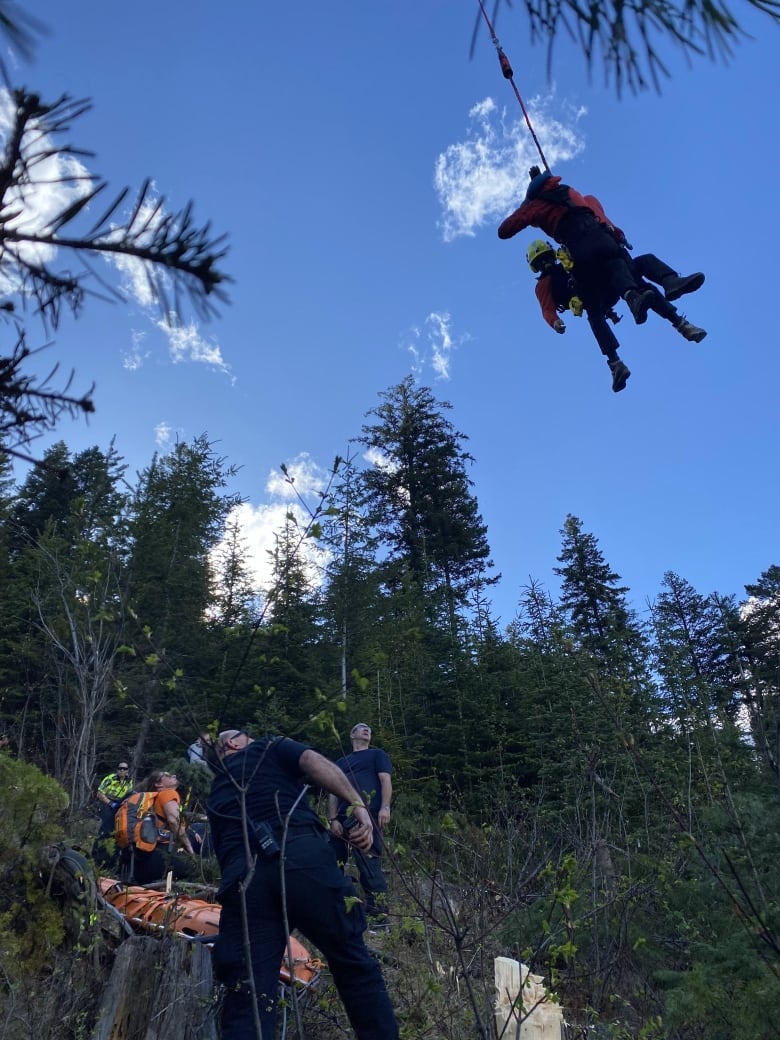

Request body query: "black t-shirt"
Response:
[207, 735, 321, 892]
[334, 747, 392, 816]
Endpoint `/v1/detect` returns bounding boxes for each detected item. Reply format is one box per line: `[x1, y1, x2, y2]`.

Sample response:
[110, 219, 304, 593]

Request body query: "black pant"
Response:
[119, 846, 194, 885]
[213, 828, 398, 1040]
[330, 832, 389, 920]
[558, 209, 638, 302]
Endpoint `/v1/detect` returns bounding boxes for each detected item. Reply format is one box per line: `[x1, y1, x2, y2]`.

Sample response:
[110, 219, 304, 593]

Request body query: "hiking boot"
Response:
[624, 289, 654, 325]
[608, 359, 631, 393]
[675, 317, 707, 343]
[662, 272, 705, 302]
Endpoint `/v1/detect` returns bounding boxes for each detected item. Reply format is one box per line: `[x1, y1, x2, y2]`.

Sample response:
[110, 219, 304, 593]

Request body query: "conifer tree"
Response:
[555, 514, 650, 684]
[651, 571, 741, 728]
[358, 376, 496, 625]
[121, 435, 241, 760]
[737, 565, 780, 796]
[1, 442, 129, 797]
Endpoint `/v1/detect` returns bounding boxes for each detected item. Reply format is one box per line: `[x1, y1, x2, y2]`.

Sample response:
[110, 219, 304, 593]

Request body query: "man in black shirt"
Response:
[329, 722, 393, 929]
[207, 729, 399, 1040]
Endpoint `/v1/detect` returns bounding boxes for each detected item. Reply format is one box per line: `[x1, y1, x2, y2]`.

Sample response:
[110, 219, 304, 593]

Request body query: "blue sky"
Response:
[8, 1, 780, 627]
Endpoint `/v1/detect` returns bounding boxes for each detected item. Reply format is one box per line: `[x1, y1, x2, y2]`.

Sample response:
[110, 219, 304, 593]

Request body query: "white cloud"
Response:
[265, 452, 330, 501]
[215, 455, 333, 602]
[157, 315, 231, 375]
[434, 92, 587, 241]
[0, 89, 93, 296]
[0, 90, 228, 375]
[363, 446, 396, 473]
[402, 311, 466, 382]
[154, 421, 174, 449]
[122, 329, 150, 371]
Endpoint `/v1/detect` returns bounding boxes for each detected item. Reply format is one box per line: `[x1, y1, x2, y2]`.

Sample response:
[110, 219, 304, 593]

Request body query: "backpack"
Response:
[114, 791, 160, 852]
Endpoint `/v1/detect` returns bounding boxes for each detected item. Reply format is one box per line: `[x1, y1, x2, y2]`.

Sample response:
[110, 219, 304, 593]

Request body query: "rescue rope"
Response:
[475, 0, 550, 173]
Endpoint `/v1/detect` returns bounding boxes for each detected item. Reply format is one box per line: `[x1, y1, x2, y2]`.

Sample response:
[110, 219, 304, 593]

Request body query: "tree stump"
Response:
[494, 957, 563, 1040]
[92, 934, 217, 1040]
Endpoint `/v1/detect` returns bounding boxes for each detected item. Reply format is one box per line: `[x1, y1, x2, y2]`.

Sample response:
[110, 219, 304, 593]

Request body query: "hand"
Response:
[346, 806, 374, 852]
[553, 318, 566, 334]
[329, 818, 344, 838]
[377, 806, 391, 829]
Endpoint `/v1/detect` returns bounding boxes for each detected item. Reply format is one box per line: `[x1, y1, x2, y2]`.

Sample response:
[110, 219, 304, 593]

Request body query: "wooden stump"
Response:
[494, 957, 563, 1040]
[92, 934, 217, 1040]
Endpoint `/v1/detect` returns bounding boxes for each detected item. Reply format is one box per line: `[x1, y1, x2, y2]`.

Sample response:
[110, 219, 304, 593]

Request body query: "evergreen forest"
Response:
[1, 375, 779, 1039]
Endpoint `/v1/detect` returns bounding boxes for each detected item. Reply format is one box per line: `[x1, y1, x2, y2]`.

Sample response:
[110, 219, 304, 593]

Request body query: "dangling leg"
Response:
[633, 254, 705, 301]
[586, 308, 631, 393]
[645, 285, 708, 342]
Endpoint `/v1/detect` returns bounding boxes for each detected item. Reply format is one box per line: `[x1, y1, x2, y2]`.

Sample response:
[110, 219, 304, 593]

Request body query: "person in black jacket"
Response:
[207, 729, 399, 1040]
[526, 239, 706, 393]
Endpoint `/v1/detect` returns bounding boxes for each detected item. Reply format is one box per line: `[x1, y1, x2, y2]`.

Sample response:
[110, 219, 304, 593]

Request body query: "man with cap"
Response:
[328, 722, 393, 930]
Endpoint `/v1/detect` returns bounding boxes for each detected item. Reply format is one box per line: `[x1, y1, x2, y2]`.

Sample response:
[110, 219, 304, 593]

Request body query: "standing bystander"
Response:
[93, 760, 134, 866]
[328, 722, 393, 930]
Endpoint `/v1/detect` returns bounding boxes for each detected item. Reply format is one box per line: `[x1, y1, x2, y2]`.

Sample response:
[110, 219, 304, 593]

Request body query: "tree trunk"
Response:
[92, 934, 216, 1040]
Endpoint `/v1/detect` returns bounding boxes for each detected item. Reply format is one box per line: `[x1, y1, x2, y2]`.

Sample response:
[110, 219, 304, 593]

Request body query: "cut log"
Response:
[92, 934, 216, 1040]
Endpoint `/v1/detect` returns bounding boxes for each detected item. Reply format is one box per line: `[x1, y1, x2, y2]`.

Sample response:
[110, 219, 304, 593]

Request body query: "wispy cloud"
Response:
[105, 188, 231, 376]
[122, 329, 150, 371]
[154, 421, 174, 449]
[434, 93, 587, 242]
[0, 90, 92, 296]
[403, 311, 466, 381]
[0, 88, 229, 376]
[157, 316, 231, 374]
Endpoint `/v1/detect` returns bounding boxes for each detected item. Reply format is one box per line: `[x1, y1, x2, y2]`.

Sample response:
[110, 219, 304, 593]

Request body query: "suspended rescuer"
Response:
[499, 166, 706, 333]
[207, 728, 399, 1040]
[526, 239, 707, 392]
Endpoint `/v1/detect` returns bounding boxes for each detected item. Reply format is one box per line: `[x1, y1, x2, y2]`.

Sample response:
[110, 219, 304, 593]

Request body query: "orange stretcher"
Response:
[98, 878, 321, 989]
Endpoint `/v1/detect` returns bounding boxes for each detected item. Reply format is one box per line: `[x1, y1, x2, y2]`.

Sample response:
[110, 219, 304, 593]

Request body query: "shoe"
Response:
[676, 317, 707, 343]
[608, 359, 631, 393]
[624, 289, 654, 325]
[663, 272, 705, 302]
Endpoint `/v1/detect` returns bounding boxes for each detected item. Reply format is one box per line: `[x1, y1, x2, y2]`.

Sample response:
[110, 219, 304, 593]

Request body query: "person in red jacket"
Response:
[499, 166, 705, 330]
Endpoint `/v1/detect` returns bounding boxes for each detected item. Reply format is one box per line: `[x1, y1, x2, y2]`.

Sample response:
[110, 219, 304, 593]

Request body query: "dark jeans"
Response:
[558, 209, 638, 301]
[585, 307, 620, 359]
[213, 828, 398, 1040]
[92, 803, 120, 868]
[330, 833, 389, 921]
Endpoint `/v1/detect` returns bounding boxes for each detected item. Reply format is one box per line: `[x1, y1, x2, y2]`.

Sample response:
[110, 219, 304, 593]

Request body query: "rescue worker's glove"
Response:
[553, 318, 566, 334]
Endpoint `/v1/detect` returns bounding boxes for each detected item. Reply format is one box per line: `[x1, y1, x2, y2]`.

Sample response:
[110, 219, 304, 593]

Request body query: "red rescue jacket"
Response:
[498, 175, 624, 243]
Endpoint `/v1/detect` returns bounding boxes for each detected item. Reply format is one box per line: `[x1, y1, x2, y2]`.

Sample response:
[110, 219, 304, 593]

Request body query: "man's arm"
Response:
[377, 772, 392, 829]
[498, 203, 530, 240]
[535, 277, 563, 330]
[96, 777, 113, 805]
[300, 748, 374, 851]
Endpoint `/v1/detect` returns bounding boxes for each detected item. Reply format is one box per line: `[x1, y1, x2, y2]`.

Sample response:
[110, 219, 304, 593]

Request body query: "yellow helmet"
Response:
[526, 239, 556, 273]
